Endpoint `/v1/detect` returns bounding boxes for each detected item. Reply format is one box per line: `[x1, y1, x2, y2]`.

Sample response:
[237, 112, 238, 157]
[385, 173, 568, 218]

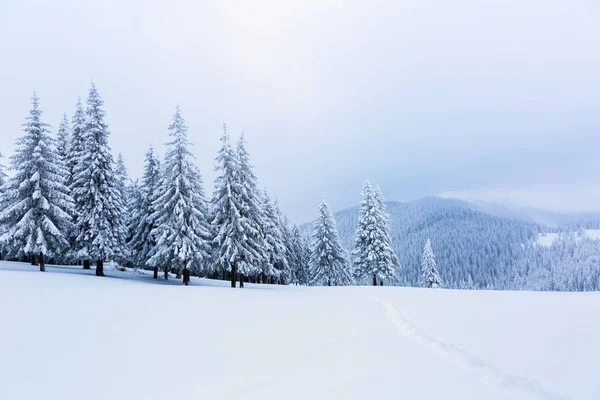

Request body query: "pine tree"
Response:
[276, 203, 293, 284]
[128, 147, 161, 276]
[0, 93, 74, 270]
[309, 200, 353, 286]
[147, 106, 211, 285]
[56, 113, 70, 164]
[352, 181, 399, 285]
[71, 83, 126, 276]
[67, 98, 88, 266]
[421, 238, 442, 288]
[211, 125, 263, 288]
[234, 133, 266, 286]
[115, 153, 129, 203]
[290, 224, 310, 285]
[114, 153, 131, 267]
[262, 190, 287, 283]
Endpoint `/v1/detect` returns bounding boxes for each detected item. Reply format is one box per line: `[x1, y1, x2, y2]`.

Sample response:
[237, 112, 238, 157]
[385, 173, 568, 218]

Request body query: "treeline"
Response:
[0, 85, 414, 288]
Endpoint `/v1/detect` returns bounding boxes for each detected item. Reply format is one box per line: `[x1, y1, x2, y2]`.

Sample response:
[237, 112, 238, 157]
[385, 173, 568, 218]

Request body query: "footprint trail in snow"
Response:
[371, 297, 568, 400]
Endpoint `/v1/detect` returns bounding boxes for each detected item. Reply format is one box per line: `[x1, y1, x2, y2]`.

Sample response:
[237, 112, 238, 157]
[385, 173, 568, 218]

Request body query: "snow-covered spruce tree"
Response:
[115, 153, 129, 204]
[114, 153, 132, 267]
[67, 98, 88, 266]
[71, 83, 126, 276]
[147, 106, 211, 285]
[276, 203, 293, 284]
[233, 133, 266, 286]
[127, 147, 161, 277]
[262, 189, 288, 284]
[352, 181, 399, 286]
[211, 125, 263, 288]
[67, 99, 86, 189]
[126, 178, 142, 247]
[52, 115, 75, 265]
[309, 200, 353, 286]
[56, 113, 70, 165]
[0, 93, 74, 271]
[421, 238, 442, 288]
[290, 224, 311, 285]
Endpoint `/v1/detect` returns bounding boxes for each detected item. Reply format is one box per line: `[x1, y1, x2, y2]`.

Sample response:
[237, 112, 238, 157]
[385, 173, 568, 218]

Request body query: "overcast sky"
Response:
[1, 0, 599, 222]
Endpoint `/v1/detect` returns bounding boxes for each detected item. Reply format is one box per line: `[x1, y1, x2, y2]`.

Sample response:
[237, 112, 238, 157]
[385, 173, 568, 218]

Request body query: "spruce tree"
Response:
[352, 181, 399, 285]
[0, 93, 74, 270]
[234, 133, 266, 286]
[56, 113, 70, 164]
[211, 125, 263, 288]
[115, 153, 129, 204]
[309, 200, 353, 286]
[276, 204, 293, 284]
[262, 190, 287, 283]
[147, 106, 211, 284]
[128, 147, 161, 276]
[290, 224, 310, 285]
[114, 153, 131, 267]
[67, 99, 86, 190]
[71, 83, 126, 276]
[67, 98, 88, 266]
[421, 238, 442, 288]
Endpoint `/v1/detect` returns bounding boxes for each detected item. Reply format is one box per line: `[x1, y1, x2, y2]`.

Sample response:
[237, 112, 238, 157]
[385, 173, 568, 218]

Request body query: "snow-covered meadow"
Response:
[536, 229, 600, 248]
[1, 261, 598, 400]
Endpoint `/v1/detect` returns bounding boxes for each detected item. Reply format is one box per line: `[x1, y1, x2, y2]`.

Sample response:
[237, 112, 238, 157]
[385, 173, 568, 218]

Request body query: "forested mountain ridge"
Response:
[303, 197, 600, 290]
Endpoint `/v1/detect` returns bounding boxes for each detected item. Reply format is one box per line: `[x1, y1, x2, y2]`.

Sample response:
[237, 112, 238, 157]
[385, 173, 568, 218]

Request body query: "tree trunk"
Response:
[183, 268, 190, 286]
[230, 264, 237, 288]
[327, 280, 331, 286]
[83, 260, 91, 270]
[372, 274, 377, 286]
[96, 259, 104, 276]
[153, 266, 158, 279]
[38, 252, 45, 272]
[380, 280, 383, 286]
[239, 273, 244, 288]
[164, 266, 169, 280]
[31, 256, 37, 266]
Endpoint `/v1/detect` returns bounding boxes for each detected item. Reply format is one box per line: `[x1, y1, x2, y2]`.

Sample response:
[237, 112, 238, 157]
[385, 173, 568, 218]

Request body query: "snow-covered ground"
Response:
[1, 261, 598, 400]
[536, 229, 600, 247]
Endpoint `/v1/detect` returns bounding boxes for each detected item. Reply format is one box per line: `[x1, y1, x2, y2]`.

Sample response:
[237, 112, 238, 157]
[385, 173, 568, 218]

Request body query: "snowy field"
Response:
[536, 229, 600, 247]
[1, 261, 598, 400]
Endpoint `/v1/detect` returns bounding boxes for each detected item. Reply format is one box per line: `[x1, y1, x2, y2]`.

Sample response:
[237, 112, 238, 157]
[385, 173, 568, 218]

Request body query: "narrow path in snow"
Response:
[371, 297, 568, 400]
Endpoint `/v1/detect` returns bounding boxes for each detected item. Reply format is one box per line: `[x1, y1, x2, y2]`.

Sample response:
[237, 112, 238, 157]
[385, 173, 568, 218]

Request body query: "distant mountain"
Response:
[303, 197, 541, 289]
[462, 200, 600, 228]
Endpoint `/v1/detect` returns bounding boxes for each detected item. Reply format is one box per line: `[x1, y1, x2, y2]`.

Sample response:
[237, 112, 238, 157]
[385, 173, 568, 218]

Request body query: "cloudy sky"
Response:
[1, 0, 599, 222]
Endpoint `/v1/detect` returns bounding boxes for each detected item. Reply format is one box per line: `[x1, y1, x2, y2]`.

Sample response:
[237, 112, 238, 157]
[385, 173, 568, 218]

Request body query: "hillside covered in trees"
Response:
[305, 197, 600, 291]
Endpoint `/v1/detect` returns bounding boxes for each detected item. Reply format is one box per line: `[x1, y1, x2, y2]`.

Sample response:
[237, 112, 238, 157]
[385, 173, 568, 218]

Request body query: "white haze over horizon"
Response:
[1, 0, 599, 223]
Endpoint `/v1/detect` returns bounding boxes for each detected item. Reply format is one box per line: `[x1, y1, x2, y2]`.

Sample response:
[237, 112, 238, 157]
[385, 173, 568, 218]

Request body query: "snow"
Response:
[1, 260, 598, 400]
[536, 232, 560, 248]
[536, 229, 600, 247]
[583, 229, 600, 240]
